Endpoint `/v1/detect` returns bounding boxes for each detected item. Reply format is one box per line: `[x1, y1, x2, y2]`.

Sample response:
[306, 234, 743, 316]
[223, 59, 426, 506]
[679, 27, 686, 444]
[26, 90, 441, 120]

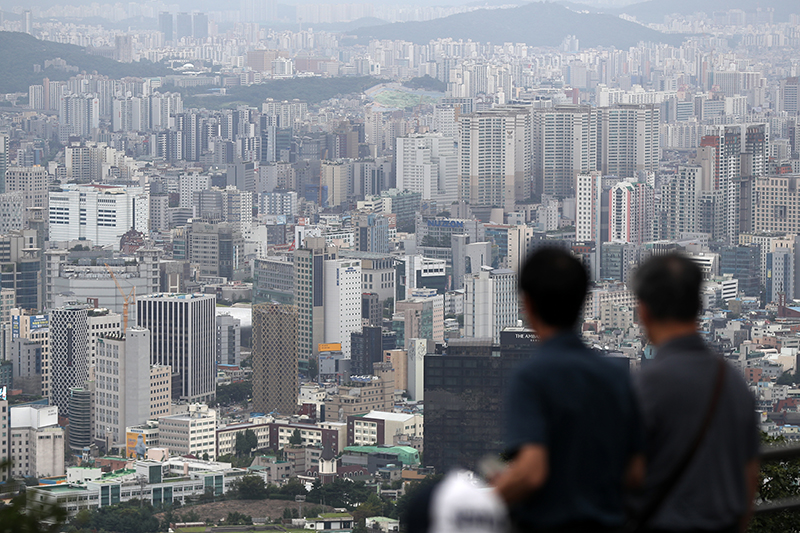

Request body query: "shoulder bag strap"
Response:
[632, 356, 727, 531]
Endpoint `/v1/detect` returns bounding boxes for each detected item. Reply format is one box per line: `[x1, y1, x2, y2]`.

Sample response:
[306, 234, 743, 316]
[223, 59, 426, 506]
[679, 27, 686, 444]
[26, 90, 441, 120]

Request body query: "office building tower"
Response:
[425, 333, 536, 471]
[67, 387, 92, 450]
[159, 12, 173, 42]
[192, 186, 253, 237]
[176, 12, 192, 40]
[395, 289, 445, 348]
[95, 327, 151, 446]
[5, 166, 49, 211]
[50, 304, 90, 416]
[193, 13, 208, 39]
[600, 242, 639, 282]
[136, 293, 216, 403]
[781, 77, 799, 115]
[396, 133, 459, 203]
[320, 160, 352, 208]
[158, 404, 217, 459]
[533, 105, 597, 198]
[23, 10, 32, 33]
[463, 267, 518, 344]
[9, 405, 64, 479]
[323, 259, 362, 358]
[294, 238, 338, 370]
[350, 326, 383, 376]
[352, 214, 390, 254]
[179, 173, 211, 208]
[48, 184, 149, 249]
[0, 133, 8, 194]
[187, 221, 244, 282]
[0, 193, 24, 234]
[460, 106, 531, 211]
[252, 303, 298, 416]
[720, 245, 760, 296]
[598, 104, 659, 178]
[766, 248, 794, 304]
[216, 314, 241, 366]
[451, 235, 491, 291]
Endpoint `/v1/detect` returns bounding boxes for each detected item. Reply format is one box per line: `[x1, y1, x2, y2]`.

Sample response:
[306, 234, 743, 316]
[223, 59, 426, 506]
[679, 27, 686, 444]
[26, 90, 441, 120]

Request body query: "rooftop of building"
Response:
[356, 411, 417, 422]
[140, 293, 214, 300]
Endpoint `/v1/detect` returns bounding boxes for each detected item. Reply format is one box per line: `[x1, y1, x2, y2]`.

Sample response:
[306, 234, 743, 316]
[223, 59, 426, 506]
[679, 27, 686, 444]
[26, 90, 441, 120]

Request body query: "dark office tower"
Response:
[136, 294, 216, 403]
[424, 333, 535, 472]
[252, 304, 298, 416]
[362, 292, 381, 327]
[176, 12, 192, 41]
[68, 387, 92, 451]
[50, 304, 90, 417]
[720, 245, 760, 297]
[159, 12, 173, 42]
[350, 326, 383, 375]
[193, 12, 208, 40]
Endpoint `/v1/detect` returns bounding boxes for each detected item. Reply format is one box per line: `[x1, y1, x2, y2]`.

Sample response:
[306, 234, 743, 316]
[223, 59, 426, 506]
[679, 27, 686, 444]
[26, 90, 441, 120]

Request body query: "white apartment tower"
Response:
[136, 294, 216, 403]
[396, 133, 459, 203]
[533, 105, 597, 199]
[609, 181, 654, 245]
[460, 106, 532, 211]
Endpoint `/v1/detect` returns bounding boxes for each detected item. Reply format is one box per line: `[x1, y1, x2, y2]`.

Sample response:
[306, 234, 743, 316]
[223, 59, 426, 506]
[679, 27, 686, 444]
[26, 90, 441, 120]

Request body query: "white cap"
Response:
[429, 470, 509, 533]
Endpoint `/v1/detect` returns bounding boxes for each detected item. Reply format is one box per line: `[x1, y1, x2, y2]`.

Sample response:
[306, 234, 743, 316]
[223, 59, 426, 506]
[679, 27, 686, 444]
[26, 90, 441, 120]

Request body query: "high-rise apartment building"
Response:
[576, 172, 604, 244]
[252, 303, 298, 416]
[608, 180, 654, 245]
[597, 104, 660, 178]
[396, 133, 459, 203]
[463, 267, 518, 344]
[532, 105, 597, 198]
[460, 105, 532, 211]
[136, 293, 216, 403]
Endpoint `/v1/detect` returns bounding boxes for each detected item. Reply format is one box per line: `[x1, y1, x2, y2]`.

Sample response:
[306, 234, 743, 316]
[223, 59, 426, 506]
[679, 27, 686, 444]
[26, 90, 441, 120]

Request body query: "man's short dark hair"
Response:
[519, 247, 588, 328]
[632, 253, 702, 322]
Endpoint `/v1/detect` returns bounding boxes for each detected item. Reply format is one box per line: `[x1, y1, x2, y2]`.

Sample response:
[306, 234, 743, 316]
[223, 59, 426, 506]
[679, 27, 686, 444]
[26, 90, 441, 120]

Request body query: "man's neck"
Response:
[649, 322, 698, 347]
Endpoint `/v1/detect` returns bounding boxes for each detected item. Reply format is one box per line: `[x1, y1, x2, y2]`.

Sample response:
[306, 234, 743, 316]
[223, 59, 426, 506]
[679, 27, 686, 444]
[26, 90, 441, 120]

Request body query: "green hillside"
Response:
[349, 2, 685, 49]
[0, 31, 172, 93]
[182, 77, 388, 109]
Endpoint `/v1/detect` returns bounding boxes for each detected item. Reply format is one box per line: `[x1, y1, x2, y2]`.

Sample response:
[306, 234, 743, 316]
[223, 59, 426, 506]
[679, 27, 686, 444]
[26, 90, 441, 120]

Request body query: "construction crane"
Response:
[105, 263, 136, 331]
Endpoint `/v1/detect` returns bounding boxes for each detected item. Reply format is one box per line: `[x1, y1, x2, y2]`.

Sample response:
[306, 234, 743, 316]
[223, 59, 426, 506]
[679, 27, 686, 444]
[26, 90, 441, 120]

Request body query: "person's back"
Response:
[506, 333, 641, 530]
[631, 253, 759, 533]
[493, 248, 644, 533]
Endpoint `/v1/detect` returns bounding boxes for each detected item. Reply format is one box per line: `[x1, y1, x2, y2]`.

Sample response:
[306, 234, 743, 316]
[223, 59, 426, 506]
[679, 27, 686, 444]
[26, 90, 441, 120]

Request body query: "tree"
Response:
[288, 429, 303, 446]
[352, 493, 384, 523]
[224, 512, 253, 525]
[236, 475, 268, 500]
[776, 371, 795, 386]
[749, 433, 800, 532]
[282, 507, 293, 519]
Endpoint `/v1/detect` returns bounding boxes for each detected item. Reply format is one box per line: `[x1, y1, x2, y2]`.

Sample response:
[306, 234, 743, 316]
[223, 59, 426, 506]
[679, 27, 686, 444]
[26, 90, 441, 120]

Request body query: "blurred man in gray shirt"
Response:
[631, 253, 760, 533]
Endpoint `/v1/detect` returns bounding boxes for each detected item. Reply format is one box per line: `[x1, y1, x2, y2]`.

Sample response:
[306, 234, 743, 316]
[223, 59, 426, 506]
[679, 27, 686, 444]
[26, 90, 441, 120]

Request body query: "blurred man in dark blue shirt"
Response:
[493, 248, 644, 533]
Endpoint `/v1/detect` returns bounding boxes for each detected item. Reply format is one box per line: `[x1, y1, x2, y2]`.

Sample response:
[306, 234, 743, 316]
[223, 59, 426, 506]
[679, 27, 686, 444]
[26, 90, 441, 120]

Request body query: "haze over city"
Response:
[0, 0, 798, 530]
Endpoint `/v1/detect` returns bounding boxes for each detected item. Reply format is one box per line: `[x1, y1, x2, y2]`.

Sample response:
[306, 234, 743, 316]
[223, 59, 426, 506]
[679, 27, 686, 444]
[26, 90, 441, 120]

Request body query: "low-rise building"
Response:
[157, 404, 217, 460]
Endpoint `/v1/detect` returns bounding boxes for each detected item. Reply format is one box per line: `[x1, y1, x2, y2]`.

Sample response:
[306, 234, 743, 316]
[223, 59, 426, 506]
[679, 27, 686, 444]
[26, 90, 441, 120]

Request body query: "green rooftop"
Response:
[342, 445, 420, 466]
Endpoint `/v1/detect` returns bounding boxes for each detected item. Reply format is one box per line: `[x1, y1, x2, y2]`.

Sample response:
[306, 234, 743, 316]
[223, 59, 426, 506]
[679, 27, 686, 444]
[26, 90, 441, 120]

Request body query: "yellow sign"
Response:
[318, 343, 342, 352]
[126, 432, 147, 458]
